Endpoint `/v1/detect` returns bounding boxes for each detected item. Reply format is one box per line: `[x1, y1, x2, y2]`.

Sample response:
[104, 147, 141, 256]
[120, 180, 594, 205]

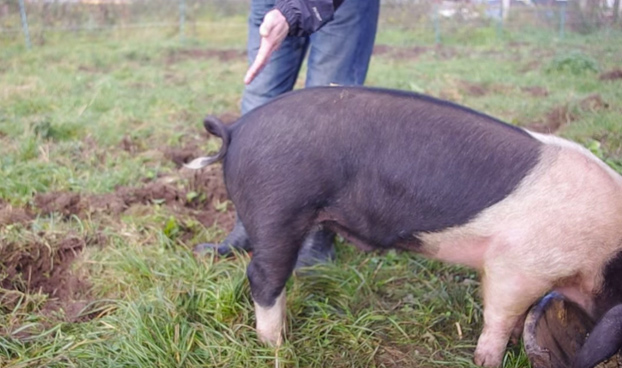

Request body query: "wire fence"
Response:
[2, 0, 621, 49]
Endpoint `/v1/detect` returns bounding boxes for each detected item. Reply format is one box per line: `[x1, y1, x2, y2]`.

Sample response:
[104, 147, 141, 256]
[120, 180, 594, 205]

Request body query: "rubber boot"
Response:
[193, 215, 251, 256]
[294, 226, 336, 270]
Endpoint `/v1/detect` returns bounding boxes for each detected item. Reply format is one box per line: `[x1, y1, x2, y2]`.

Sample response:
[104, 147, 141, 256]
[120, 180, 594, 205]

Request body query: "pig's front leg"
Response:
[474, 265, 550, 367]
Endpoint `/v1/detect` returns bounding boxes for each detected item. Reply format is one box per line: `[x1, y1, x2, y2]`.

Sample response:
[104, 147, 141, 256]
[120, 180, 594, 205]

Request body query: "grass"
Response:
[1, 12, 622, 368]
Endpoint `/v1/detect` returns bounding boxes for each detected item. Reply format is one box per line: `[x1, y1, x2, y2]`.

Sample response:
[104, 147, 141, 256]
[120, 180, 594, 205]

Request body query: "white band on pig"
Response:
[255, 289, 286, 346]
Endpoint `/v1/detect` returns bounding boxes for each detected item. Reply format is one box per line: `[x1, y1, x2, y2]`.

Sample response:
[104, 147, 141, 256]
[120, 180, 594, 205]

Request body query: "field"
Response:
[1, 12, 622, 368]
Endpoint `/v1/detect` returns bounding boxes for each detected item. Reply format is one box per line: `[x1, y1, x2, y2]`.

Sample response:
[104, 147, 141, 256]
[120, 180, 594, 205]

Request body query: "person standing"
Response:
[197, 0, 380, 267]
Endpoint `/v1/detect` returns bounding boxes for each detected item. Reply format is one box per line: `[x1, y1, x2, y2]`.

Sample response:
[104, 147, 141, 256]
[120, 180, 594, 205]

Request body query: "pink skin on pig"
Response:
[419, 135, 622, 367]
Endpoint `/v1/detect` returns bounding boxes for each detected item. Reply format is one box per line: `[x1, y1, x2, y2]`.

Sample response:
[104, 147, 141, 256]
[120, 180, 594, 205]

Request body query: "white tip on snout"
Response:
[183, 157, 211, 170]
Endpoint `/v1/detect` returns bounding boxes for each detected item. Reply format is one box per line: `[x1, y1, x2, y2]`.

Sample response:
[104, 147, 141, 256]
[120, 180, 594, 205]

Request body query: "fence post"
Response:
[559, 0, 567, 39]
[433, 2, 440, 45]
[179, 0, 186, 42]
[18, 0, 31, 49]
[497, 2, 504, 39]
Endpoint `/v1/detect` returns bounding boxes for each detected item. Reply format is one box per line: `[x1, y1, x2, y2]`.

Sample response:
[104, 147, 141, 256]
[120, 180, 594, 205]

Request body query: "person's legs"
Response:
[196, 0, 308, 256]
[241, 0, 308, 114]
[305, 0, 380, 87]
[197, 1, 336, 268]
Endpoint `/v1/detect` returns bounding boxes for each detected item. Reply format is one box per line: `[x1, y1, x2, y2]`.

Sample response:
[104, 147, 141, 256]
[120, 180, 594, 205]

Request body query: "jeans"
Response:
[209, 0, 380, 268]
[241, 0, 380, 114]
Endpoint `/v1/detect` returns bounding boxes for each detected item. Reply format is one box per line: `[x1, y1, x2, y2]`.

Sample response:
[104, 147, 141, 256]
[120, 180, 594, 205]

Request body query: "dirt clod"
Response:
[578, 94, 608, 111]
[34, 192, 82, 217]
[164, 146, 203, 168]
[459, 81, 488, 97]
[524, 94, 608, 134]
[372, 44, 430, 60]
[1, 235, 87, 308]
[0, 200, 33, 227]
[217, 112, 240, 124]
[522, 86, 549, 97]
[119, 135, 140, 153]
[166, 48, 245, 65]
[599, 69, 622, 81]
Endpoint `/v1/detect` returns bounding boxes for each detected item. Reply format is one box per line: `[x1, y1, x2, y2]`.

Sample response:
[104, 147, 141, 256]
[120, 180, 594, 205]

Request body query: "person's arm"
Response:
[243, 0, 344, 85]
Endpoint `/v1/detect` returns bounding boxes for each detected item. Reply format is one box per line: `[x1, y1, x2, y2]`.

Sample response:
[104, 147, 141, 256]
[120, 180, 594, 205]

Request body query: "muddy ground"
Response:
[0, 125, 237, 329]
[165, 48, 246, 65]
[524, 93, 608, 133]
[600, 69, 622, 81]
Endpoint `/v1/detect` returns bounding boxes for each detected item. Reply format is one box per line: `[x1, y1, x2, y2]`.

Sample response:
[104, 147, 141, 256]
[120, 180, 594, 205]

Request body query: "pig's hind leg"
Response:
[245, 216, 313, 345]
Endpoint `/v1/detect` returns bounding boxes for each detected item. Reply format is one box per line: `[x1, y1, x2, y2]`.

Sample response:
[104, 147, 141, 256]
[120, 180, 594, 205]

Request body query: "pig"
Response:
[187, 86, 622, 367]
[574, 304, 622, 368]
[572, 250, 622, 368]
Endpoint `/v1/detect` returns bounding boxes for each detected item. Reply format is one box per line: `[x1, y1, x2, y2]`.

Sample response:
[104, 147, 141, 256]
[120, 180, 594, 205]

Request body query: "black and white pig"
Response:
[187, 86, 622, 367]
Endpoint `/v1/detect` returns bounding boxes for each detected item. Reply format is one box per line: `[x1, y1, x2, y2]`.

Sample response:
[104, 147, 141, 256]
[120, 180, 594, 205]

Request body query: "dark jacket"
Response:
[275, 0, 345, 37]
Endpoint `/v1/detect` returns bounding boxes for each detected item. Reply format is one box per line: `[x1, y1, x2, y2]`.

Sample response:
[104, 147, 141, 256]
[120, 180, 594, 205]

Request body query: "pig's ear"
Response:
[572, 304, 622, 368]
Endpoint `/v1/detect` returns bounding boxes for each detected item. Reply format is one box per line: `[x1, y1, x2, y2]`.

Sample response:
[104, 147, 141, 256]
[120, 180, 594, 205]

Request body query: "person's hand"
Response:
[244, 9, 290, 85]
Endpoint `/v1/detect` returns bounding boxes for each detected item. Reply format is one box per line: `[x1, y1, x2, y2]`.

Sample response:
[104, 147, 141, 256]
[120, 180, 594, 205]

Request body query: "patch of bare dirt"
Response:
[28, 161, 233, 231]
[393, 46, 429, 60]
[14, 125, 235, 233]
[372, 44, 430, 60]
[521, 86, 549, 97]
[0, 200, 33, 227]
[164, 146, 202, 168]
[34, 192, 82, 217]
[600, 69, 622, 81]
[459, 80, 488, 97]
[443, 80, 514, 99]
[508, 41, 529, 48]
[0, 232, 110, 337]
[375, 343, 429, 368]
[519, 60, 542, 74]
[217, 112, 240, 124]
[1, 130, 236, 337]
[578, 94, 608, 111]
[164, 112, 239, 168]
[0, 234, 91, 316]
[2, 130, 235, 321]
[434, 45, 460, 60]
[524, 94, 608, 134]
[119, 135, 143, 154]
[1, 236, 84, 300]
[77, 65, 107, 74]
[166, 48, 245, 65]
[372, 44, 392, 56]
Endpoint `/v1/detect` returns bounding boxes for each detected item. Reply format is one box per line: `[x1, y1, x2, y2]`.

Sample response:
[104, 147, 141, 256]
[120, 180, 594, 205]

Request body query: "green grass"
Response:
[1, 14, 622, 368]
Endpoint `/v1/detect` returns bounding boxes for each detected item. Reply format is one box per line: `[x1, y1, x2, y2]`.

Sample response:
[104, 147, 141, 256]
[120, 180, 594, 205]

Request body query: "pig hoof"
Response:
[474, 349, 503, 368]
[257, 328, 283, 347]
